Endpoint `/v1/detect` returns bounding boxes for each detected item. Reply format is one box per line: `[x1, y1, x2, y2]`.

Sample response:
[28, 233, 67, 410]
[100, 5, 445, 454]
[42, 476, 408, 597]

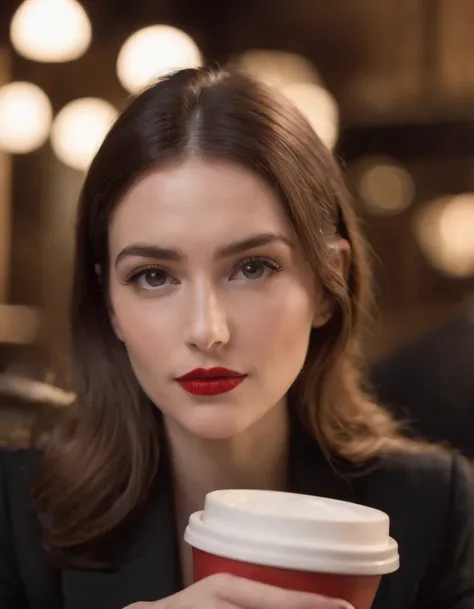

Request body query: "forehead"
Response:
[109, 157, 293, 251]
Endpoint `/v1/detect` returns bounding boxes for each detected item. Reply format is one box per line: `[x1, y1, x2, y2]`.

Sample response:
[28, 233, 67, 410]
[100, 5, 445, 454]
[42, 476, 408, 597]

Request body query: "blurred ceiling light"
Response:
[10, 0, 92, 62]
[231, 50, 320, 89]
[231, 50, 338, 149]
[415, 193, 474, 277]
[283, 83, 339, 149]
[117, 25, 202, 93]
[51, 98, 117, 172]
[358, 159, 415, 216]
[0, 82, 52, 153]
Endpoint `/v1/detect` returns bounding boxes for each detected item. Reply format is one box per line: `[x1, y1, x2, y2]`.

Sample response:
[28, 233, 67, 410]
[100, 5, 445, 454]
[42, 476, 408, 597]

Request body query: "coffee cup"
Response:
[184, 489, 399, 609]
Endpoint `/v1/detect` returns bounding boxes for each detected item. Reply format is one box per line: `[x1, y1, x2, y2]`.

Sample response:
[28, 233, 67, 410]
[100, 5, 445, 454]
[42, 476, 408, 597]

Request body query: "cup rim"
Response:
[185, 509, 400, 576]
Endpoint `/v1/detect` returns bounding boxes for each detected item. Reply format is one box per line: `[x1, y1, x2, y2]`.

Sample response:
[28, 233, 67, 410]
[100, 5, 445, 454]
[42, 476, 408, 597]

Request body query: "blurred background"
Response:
[1, 0, 473, 451]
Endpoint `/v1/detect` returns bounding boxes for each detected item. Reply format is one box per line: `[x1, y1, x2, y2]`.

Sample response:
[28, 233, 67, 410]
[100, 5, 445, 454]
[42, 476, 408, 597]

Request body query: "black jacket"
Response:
[1, 419, 474, 609]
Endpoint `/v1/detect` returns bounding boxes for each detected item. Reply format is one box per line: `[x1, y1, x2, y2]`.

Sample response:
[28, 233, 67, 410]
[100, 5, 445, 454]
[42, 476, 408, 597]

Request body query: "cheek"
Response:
[239, 286, 315, 355]
[110, 294, 172, 364]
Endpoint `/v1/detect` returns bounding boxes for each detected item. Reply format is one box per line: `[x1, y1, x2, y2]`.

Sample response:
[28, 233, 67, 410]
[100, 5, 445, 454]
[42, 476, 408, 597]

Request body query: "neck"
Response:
[164, 401, 290, 522]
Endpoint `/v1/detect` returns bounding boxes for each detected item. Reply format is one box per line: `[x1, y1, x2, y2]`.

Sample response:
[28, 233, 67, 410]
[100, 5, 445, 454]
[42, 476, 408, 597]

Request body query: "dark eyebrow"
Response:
[215, 233, 293, 257]
[115, 233, 293, 268]
[115, 244, 183, 267]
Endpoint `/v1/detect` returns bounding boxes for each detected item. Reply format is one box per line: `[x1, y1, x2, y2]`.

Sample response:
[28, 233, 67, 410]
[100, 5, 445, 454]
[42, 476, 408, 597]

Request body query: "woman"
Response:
[1, 67, 473, 609]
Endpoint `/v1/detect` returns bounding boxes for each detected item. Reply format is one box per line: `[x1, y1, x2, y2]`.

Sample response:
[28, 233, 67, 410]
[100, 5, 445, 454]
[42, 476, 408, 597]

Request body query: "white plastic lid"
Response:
[184, 490, 399, 575]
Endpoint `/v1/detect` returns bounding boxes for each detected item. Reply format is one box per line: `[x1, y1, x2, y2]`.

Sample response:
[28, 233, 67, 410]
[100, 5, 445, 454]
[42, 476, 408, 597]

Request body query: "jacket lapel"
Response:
[62, 448, 181, 609]
[288, 414, 358, 503]
[62, 413, 360, 609]
[288, 417, 396, 609]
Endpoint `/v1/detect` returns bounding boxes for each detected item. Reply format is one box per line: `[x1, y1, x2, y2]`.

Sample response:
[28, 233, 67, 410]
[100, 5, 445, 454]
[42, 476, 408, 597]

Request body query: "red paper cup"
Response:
[185, 490, 399, 609]
[193, 549, 381, 609]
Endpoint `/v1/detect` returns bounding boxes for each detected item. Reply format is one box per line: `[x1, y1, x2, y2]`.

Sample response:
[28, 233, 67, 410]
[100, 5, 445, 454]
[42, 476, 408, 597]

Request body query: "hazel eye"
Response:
[231, 257, 282, 282]
[240, 261, 267, 280]
[136, 269, 169, 289]
[125, 266, 176, 291]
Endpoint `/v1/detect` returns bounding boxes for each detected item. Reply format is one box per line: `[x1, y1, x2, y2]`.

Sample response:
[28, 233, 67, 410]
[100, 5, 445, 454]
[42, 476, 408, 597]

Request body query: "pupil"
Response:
[244, 263, 262, 278]
[146, 271, 164, 286]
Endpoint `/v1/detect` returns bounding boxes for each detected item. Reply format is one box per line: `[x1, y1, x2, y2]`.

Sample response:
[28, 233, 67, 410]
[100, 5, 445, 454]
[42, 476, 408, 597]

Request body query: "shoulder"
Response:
[378, 448, 474, 543]
[361, 448, 473, 516]
[0, 446, 43, 468]
[0, 447, 43, 518]
[0, 449, 64, 608]
[381, 446, 471, 486]
[357, 448, 473, 548]
[359, 449, 474, 607]
[374, 445, 465, 477]
[0, 446, 43, 486]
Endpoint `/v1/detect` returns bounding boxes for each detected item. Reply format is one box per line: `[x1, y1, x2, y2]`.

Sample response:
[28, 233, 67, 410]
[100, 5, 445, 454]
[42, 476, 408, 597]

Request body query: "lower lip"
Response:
[177, 376, 246, 396]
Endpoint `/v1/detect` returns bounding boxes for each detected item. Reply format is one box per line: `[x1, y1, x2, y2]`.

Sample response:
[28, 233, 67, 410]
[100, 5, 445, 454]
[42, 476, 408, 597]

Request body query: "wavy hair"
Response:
[35, 66, 415, 563]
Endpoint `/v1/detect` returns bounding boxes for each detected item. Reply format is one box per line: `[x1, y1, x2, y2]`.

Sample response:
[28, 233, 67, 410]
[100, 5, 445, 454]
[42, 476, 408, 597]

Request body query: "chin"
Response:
[181, 407, 253, 440]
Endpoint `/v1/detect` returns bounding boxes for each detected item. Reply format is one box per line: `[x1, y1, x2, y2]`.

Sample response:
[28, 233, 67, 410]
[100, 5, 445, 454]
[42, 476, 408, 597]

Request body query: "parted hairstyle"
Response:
[35, 66, 417, 564]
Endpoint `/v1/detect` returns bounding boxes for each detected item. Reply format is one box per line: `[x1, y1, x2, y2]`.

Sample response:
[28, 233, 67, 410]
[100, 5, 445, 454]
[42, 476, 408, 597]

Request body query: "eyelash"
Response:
[238, 256, 282, 278]
[123, 264, 171, 287]
[123, 256, 283, 289]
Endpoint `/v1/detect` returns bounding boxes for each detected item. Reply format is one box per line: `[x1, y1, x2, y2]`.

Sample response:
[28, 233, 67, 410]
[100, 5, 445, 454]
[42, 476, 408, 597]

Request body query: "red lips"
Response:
[177, 368, 243, 380]
[176, 368, 247, 396]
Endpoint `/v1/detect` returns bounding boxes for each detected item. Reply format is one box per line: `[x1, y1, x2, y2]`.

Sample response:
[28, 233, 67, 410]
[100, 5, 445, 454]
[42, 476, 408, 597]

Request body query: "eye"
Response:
[231, 257, 282, 282]
[125, 267, 175, 291]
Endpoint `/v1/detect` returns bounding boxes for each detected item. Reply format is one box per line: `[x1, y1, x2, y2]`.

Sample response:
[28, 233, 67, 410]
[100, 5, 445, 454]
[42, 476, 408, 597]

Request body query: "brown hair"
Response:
[35, 66, 415, 563]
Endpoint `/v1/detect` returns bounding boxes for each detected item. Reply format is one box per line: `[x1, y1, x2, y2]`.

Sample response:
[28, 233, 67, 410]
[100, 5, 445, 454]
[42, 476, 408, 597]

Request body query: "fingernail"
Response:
[335, 602, 355, 609]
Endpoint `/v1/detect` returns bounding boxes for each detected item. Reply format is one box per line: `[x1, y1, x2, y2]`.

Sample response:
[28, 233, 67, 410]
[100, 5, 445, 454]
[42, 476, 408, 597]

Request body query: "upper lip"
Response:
[176, 367, 246, 381]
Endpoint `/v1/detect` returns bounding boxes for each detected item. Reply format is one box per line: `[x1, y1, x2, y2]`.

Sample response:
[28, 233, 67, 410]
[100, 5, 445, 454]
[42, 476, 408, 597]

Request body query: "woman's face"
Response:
[108, 157, 328, 439]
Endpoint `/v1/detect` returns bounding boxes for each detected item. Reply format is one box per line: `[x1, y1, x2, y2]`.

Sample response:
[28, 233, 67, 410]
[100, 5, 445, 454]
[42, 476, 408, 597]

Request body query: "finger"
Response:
[212, 573, 355, 609]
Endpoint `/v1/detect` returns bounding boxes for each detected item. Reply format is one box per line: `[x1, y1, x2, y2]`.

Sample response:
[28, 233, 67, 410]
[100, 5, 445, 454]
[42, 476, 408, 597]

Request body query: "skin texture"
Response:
[109, 156, 331, 444]
[125, 573, 354, 608]
[108, 157, 351, 608]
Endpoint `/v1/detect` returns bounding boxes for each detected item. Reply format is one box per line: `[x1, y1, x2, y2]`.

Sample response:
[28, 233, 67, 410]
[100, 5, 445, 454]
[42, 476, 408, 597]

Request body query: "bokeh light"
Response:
[117, 25, 202, 93]
[415, 194, 474, 277]
[232, 50, 338, 148]
[232, 50, 320, 89]
[283, 83, 339, 149]
[51, 98, 117, 172]
[0, 82, 52, 153]
[358, 157, 415, 215]
[10, 0, 92, 63]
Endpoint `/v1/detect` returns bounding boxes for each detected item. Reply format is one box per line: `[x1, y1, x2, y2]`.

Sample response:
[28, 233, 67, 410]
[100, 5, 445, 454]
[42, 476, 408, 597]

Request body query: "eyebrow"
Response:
[115, 233, 293, 268]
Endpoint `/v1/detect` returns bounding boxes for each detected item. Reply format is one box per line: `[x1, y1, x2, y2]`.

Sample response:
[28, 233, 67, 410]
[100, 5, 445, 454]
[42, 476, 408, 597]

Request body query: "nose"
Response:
[186, 283, 230, 351]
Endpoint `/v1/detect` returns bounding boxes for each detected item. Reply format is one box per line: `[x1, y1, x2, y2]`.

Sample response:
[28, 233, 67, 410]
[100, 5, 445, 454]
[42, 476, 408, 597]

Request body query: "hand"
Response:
[124, 572, 354, 608]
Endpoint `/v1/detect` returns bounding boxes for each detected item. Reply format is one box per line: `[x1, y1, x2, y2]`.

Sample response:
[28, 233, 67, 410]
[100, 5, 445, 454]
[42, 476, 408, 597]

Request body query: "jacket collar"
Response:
[62, 414, 357, 609]
[287, 413, 358, 502]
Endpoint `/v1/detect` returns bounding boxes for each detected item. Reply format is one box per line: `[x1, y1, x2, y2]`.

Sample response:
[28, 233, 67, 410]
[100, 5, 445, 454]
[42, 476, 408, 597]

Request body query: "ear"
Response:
[337, 238, 351, 282]
[312, 294, 334, 328]
[95, 263, 125, 342]
[312, 238, 351, 328]
[110, 310, 125, 342]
